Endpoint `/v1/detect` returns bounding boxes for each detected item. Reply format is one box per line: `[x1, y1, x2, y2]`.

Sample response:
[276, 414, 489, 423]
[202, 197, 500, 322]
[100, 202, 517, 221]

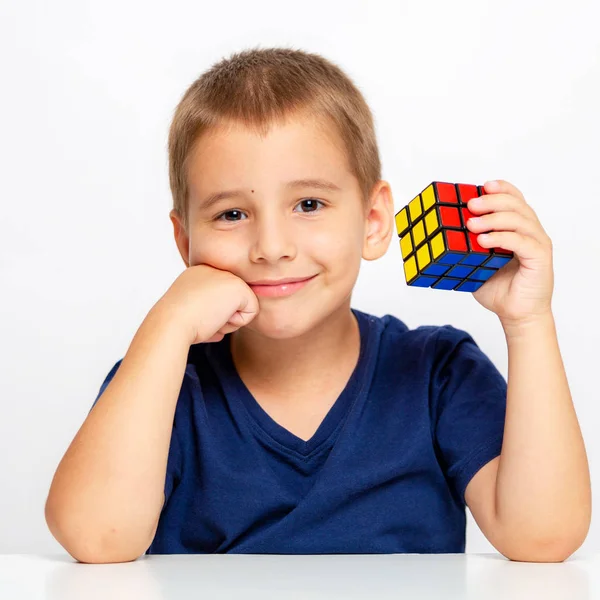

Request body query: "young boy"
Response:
[45, 46, 591, 564]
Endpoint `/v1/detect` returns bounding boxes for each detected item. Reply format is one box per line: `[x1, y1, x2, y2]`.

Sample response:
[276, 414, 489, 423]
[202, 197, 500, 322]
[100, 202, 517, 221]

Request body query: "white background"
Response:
[1, 0, 598, 556]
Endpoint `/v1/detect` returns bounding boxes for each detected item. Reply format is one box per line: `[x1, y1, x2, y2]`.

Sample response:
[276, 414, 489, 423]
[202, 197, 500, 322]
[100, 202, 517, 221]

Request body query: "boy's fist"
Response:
[156, 264, 260, 345]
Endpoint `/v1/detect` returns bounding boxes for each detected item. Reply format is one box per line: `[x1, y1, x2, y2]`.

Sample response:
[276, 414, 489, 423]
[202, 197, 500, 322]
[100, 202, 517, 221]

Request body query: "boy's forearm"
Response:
[494, 311, 591, 552]
[45, 303, 190, 563]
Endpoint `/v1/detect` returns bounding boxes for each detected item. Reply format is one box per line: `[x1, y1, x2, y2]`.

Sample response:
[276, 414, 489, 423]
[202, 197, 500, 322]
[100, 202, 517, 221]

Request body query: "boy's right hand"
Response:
[155, 264, 260, 345]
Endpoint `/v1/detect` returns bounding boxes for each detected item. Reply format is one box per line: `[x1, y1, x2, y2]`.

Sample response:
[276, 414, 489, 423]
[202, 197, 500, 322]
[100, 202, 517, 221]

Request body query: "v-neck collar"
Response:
[205, 308, 373, 457]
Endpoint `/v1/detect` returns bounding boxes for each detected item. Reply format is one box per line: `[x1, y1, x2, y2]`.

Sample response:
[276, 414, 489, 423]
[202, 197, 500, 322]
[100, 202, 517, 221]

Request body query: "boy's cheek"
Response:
[308, 225, 360, 255]
[188, 244, 242, 272]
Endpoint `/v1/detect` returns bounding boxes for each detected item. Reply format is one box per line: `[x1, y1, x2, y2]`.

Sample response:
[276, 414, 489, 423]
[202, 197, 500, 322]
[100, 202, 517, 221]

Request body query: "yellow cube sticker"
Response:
[431, 231, 446, 260]
[395, 208, 409, 236]
[408, 196, 422, 221]
[412, 220, 426, 247]
[422, 184, 436, 211]
[416, 243, 431, 270]
[424, 208, 439, 237]
[404, 255, 417, 283]
[400, 234, 413, 259]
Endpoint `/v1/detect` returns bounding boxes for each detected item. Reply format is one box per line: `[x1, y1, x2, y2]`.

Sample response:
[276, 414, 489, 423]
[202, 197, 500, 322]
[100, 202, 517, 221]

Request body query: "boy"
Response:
[45, 46, 591, 564]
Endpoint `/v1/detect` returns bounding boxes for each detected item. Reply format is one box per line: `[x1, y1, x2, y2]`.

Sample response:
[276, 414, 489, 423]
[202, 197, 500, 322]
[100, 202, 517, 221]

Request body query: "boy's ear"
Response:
[362, 180, 395, 261]
[170, 209, 191, 267]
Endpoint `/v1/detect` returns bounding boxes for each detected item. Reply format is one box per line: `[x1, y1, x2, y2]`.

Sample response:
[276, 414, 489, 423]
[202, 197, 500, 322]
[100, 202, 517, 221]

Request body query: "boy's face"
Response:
[171, 114, 394, 339]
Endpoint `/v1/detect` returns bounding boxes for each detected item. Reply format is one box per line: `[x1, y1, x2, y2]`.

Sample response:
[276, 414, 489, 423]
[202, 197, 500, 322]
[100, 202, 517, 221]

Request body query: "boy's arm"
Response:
[45, 304, 190, 564]
[465, 311, 592, 562]
[45, 264, 259, 564]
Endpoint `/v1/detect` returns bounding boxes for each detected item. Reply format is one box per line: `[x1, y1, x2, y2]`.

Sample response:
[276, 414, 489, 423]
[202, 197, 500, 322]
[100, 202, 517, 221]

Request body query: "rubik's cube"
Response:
[395, 182, 513, 292]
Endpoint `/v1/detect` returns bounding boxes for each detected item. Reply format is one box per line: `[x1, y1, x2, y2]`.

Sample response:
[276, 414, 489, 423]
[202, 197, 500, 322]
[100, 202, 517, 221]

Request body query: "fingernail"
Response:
[485, 180, 500, 190]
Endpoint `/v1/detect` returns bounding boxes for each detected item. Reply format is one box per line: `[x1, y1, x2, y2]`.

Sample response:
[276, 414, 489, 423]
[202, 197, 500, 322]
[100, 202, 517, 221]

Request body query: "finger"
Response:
[228, 311, 247, 327]
[468, 193, 538, 222]
[466, 211, 550, 246]
[234, 306, 259, 325]
[483, 179, 526, 201]
[476, 231, 544, 262]
[219, 322, 243, 335]
[205, 332, 225, 343]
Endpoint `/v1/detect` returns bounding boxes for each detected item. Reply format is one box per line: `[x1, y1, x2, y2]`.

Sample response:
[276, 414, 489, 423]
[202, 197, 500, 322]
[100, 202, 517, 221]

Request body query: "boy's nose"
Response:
[249, 216, 297, 264]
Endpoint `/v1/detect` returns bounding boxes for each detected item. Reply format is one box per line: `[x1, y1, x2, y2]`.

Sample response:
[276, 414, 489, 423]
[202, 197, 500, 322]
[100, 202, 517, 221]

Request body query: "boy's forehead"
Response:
[187, 117, 353, 193]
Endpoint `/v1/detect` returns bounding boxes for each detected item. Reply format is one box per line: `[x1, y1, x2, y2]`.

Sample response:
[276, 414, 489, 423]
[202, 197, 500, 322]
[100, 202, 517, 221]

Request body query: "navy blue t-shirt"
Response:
[92, 308, 507, 554]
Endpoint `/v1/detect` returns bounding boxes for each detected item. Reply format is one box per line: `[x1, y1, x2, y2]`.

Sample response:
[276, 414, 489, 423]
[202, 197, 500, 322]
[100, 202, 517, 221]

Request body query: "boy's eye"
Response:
[294, 198, 325, 213]
[216, 210, 247, 222]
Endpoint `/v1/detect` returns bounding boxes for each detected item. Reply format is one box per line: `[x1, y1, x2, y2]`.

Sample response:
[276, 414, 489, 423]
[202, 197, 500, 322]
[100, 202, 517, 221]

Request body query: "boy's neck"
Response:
[229, 304, 360, 395]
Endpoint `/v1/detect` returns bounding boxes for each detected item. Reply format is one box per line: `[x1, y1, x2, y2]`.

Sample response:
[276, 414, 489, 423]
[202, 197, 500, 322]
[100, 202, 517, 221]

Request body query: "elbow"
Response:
[68, 538, 147, 565]
[68, 545, 143, 565]
[497, 528, 590, 563]
[492, 503, 591, 563]
[73, 549, 145, 565]
[44, 496, 151, 564]
[501, 541, 574, 563]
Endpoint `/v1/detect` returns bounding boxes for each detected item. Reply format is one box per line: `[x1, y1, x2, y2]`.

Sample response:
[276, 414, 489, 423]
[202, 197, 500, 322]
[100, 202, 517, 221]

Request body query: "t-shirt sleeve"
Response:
[430, 325, 507, 505]
[89, 359, 183, 507]
[90, 359, 123, 410]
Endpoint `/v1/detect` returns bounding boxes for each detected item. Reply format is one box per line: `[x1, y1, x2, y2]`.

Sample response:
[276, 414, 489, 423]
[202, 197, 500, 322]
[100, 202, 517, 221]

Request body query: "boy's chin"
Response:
[244, 309, 319, 340]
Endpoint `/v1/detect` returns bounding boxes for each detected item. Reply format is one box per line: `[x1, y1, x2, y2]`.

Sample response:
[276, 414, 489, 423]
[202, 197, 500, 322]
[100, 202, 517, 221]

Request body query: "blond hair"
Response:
[168, 45, 382, 231]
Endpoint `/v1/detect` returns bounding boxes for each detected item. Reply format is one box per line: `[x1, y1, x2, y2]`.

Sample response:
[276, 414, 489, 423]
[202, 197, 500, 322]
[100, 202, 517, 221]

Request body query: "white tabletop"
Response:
[0, 553, 597, 599]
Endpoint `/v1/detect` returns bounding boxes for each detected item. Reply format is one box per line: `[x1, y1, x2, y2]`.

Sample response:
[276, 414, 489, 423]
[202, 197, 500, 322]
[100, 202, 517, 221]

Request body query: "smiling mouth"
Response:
[248, 275, 317, 297]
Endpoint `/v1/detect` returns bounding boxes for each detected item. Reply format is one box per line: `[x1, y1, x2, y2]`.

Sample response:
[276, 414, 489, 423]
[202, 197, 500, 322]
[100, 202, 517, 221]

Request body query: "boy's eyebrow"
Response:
[198, 178, 342, 211]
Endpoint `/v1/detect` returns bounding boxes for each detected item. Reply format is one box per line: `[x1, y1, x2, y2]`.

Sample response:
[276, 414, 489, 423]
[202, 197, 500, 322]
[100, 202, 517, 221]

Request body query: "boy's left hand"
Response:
[465, 179, 554, 328]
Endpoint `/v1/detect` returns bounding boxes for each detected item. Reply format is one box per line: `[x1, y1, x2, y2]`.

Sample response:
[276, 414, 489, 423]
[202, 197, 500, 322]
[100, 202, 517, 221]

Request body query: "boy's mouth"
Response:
[247, 274, 317, 298]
